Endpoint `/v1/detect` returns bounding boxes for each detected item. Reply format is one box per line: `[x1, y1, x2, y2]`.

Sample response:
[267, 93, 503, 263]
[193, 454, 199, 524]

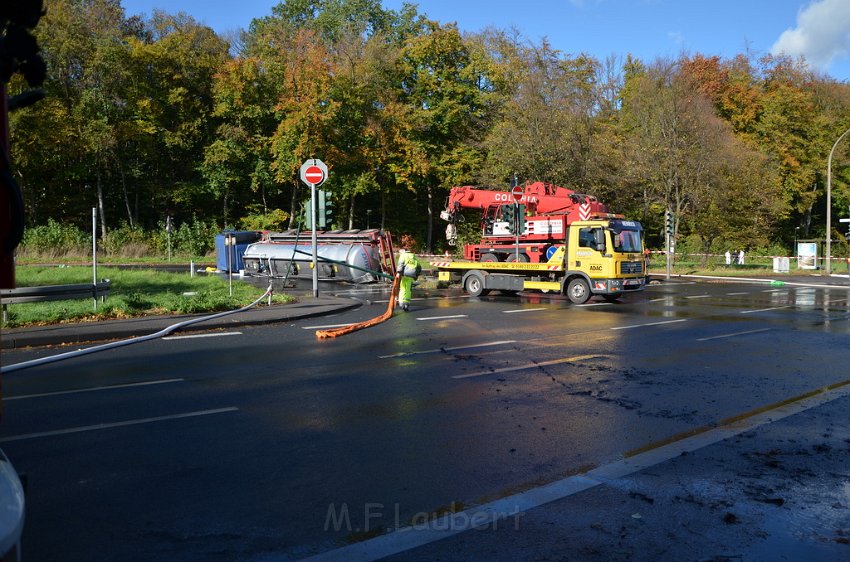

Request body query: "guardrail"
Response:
[1, 279, 111, 323]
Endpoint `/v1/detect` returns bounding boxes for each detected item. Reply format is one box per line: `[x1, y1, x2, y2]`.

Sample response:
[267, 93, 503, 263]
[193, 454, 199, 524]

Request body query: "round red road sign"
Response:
[511, 185, 523, 202]
[304, 165, 325, 185]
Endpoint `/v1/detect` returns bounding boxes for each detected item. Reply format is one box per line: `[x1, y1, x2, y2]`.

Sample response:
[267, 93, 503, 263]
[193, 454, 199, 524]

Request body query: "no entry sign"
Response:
[511, 185, 523, 202]
[300, 159, 328, 186]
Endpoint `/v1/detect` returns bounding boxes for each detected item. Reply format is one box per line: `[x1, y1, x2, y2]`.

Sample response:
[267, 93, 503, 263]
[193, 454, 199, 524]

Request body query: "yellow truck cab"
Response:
[433, 218, 646, 304]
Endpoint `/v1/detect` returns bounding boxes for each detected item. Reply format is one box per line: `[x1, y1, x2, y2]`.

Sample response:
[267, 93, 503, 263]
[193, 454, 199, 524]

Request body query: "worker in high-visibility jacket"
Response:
[395, 247, 421, 312]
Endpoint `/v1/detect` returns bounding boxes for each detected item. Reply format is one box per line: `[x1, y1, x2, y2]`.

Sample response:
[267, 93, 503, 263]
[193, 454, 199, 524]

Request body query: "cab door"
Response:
[571, 225, 607, 277]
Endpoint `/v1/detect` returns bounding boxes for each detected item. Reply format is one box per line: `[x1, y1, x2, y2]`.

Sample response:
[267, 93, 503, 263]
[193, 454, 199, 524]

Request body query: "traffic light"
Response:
[317, 189, 335, 229]
[515, 203, 525, 234]
[502, 204, 525, 233]
[502, 205, 515, 233]
[664, 210, 674, 236]
[324, 191, 335, 229]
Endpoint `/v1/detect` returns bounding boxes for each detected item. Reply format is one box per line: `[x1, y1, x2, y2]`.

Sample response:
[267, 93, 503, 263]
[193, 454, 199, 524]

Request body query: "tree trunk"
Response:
[426, 185, 434, 253]
[348, 195, 355, 230]
[803, 203, 813, 238]
[118, 158, 134, 229]
[96, 168, 106, 238]
[289, 180, 300, 229]
[223, 191, 229, 229]
[381, 189, 386, 230]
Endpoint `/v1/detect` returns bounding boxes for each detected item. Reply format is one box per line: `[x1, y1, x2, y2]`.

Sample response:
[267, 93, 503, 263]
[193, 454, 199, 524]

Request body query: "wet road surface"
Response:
[2, 279, 850, 560]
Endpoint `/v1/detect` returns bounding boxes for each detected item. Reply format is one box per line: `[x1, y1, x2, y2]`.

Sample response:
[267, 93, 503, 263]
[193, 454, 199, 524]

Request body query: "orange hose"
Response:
[316, 276, 400, 339]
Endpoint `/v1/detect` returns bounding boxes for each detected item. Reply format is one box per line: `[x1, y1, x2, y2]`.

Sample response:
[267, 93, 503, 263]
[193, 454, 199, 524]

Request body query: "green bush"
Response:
[20, 219, 88, 257]
[101, 223, 154, 257]
[172, 216, 218, 257]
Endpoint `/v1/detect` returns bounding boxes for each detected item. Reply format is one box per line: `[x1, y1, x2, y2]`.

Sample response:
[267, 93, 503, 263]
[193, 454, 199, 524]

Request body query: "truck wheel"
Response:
[481, 253, 499, 262]
[464, 273, 490, 297]
[506, 253, 529, 262]
[567, 278, 591, 304]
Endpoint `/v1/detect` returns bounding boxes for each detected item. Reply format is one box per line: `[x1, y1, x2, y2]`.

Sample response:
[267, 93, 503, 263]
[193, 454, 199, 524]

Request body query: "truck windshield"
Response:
[609, 221, 643, 253]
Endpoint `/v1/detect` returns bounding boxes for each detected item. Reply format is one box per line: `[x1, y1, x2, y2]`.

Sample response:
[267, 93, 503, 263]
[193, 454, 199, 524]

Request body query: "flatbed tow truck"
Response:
[432, 218, 646, 304]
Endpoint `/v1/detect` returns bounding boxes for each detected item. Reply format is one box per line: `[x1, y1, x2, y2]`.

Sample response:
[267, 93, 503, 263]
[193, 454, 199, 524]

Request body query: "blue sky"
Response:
[120, 0, 850, 81]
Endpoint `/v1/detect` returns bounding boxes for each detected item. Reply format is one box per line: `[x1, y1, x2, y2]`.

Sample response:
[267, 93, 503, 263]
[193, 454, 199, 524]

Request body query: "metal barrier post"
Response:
[92, 207, 98, 311]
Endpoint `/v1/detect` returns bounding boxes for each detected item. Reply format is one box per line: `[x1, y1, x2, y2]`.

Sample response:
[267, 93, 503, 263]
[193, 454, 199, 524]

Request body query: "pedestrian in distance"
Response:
[396, 245, 422, 312]
[725, 250, 731, 265]
[739, 249, 745, 265]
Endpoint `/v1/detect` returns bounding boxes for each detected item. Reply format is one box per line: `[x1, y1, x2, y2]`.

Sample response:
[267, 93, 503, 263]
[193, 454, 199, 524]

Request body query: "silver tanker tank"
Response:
[242, 241, 382, 283]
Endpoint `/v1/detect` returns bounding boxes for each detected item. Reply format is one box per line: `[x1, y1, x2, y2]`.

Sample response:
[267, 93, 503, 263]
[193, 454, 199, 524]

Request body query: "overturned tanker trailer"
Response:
[241, 229, 396, 284]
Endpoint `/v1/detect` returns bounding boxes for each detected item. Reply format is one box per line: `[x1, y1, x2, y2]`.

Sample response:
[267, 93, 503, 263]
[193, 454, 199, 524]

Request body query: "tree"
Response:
[204, 56, 280, 227]
[392, 21, 493, 251]
[618, 57, 747, 251]
[126, 11, 229, 224]
[14, 0, 129, 233]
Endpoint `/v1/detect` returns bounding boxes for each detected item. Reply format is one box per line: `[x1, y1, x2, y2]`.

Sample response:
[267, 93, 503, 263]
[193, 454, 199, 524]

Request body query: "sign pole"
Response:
[299, 158, 328, 299]
[515, 202, 520, 262]
[311, 180, 318, 298]
[510, 185, 523, 262]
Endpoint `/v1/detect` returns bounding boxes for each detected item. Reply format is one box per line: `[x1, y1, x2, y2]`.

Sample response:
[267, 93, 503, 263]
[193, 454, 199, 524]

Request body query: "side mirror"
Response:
[594, 229, 606, 252]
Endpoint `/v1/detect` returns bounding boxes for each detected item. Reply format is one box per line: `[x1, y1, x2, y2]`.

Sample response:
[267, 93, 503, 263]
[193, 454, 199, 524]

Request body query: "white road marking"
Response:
[163, 332, 242, 340]
[577, 302, 614, 307]
[416, 315, 468, 321]
[648, 297, 669, 302]
[696, 328, 771, 342]
[610, 319, 687, 330]
[740, 306, 788, 314]
[685, 295, 711, 299]
[303, 383, 850, 562]
[3, 378, 184, 401]
[726, 292, 749, 296]
[503, 308, 547, 314]
[379, 340, 516, 359]
[0, 407, 239, 443]
[452, 355, 602, 379]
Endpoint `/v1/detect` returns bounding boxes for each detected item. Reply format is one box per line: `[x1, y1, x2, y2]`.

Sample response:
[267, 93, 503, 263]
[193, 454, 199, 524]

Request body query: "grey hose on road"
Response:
[1, 283, 274, 374]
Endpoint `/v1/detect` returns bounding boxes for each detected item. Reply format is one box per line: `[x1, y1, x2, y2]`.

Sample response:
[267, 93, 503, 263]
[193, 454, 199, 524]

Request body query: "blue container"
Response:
[215, 231, 260, 272]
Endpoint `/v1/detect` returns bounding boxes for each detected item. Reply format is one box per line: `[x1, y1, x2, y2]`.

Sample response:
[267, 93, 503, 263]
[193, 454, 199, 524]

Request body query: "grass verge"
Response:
[2, 266, 294, 328]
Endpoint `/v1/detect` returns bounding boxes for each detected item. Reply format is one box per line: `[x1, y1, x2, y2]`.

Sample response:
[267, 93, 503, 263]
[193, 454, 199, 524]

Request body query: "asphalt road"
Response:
[2, 279, 850, 561]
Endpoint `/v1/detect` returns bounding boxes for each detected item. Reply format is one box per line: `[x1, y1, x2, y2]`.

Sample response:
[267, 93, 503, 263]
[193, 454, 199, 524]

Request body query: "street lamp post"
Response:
[827, 126, 850, 274]
[366, 209, 372, 230]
